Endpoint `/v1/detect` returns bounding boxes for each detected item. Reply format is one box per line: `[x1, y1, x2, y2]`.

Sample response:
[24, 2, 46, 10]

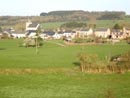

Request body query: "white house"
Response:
[76, 28, 93, 38]
[40, 31, 55, 39]
[111, 29, 124, 39]
[25, 20, 40, 38]
[40, 33, 47, 39]
[2, 28, 14, 38]
[53, 32, 62, 39]
[0, 32, 2, 38]
[12, 33, 25, 38]
[94, 28, 111, 38]
[63, 31, 76, 39]
[110, 27, 130, 40]
[123, 27, 130, 38]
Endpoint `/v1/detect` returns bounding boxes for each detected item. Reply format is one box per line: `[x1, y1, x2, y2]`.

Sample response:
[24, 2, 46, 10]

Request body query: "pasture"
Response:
[0, 39, 130, 98]
[0, 73, 130, 98]
[41, 18, 130, 30]
[41, 22, 65, 30]
[0, 39, 130, 68]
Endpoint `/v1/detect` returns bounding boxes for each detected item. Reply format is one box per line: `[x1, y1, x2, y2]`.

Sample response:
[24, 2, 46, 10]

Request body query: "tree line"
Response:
[40, 10, 126, 21]
[60, 21, 87, 29]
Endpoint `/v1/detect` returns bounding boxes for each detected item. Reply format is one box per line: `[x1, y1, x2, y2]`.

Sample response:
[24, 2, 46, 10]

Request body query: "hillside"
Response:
[0, 10, 129, 31]
[40, 10, 126, 21]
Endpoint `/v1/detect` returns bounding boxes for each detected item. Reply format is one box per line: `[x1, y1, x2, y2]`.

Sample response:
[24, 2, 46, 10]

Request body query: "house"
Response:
[109, 27, 130, 40]
[63, 31, 76, 39]
[40, 33, 47, 39]
[52, 32, 63, 39]
[40, 31, 55, 39]
[1, 28, 14, 39]
[111, 29, 124, 39]
[12, 32, 25, 38]
[0, 32, 2, 39]
[76, 28, 93, 38]
[0, 28, 25, 39]
[94, 28, 111, 38]
[25, 20, 40, 38]
[123, 27, 130, 38]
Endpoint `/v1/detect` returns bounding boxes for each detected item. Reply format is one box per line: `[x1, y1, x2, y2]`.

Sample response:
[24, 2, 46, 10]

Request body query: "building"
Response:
[63, 31, 76, 39]
[40, 31, 55, 39]
[1, 28, 14, 39]
[94, 28, 111, 38]
[123, 27, 130, 38]
[12, 32, 25, 38]
[76, 28, 93, 38]
[25, 20, 40, 38]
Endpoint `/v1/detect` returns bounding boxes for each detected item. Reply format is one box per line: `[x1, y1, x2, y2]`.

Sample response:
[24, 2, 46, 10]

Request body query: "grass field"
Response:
[41, 18, 130, 30]
[0, 73, 130, 98]
[41, 20, 118, 30]
[41, 22, 66, 30]
[0, 39, 130, 98]
[0, 39, 130, 68]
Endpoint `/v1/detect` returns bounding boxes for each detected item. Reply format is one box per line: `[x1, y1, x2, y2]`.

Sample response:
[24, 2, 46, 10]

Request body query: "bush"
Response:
[108, 51, 130, 73]
[126, 37, 130, 44]
[74, 38, 94, 43]
[77, 51, 130, 73]
[77, 53, 99, 72]
[23, 37, 43, 47]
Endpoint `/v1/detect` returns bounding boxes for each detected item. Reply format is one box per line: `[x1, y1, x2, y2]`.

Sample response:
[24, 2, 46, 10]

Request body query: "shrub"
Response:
[108, 51, 130, 73]
[126, 37, 130, 44]
[74, 38, 84, 43]
[77, 51, 130, 73]
[74, 38, 94, 43]
[77, 53, 99, 72]
[23, 37, 43, 47]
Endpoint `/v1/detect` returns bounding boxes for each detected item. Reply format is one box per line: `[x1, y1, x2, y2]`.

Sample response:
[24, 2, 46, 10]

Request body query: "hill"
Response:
[40, 10, 126, 21]
[0, 10, 128, 31]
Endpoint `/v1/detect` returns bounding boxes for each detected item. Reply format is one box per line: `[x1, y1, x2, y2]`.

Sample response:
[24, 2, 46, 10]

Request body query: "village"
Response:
[1, 20, 130, 44]
[1, 0, 130, 97]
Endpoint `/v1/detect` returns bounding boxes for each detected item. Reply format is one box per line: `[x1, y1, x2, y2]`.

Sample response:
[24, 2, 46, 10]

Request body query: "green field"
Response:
[0, 39, 130, 98]
[41, 22, 66, 30]
[0, 39, 130, 68]
[41, 18, 130, 30]
[0, 73, 130, 98]
[41, 20, 117, 30]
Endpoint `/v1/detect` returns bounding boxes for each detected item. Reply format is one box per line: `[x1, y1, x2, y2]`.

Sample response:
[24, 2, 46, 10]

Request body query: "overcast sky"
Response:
[0, 0, 130, 16]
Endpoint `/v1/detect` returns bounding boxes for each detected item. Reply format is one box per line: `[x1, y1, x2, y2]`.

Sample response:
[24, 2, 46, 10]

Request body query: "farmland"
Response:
[0, 39, 130, 98]
[0, 73, 130, 98]
[0, 39, 130, 68]
[40, 18, 130, 30]
[41, 22, 65, 30]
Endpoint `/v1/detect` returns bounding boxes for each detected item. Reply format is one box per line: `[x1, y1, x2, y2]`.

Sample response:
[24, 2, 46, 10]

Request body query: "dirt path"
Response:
[45, 40, 66, 47]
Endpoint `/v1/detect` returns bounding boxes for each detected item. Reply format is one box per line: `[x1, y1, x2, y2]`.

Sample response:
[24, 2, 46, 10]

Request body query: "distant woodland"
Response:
[0, 10, 129, 31]
[40, 10, 126, 21]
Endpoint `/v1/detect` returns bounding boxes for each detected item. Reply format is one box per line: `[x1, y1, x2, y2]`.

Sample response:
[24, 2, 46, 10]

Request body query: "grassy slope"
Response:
[41, 22, 66, 30]
[41, 20, 115, 30]
[40, 17, 130, 30]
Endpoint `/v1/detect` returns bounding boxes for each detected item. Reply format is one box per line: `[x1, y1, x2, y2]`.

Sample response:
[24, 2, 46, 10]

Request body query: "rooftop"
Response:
[28, 23, 39, 28]
[96, 28, 108, 31]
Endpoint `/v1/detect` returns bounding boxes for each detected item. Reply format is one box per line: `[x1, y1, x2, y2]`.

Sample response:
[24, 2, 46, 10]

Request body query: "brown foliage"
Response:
[77, 51, 130, 73]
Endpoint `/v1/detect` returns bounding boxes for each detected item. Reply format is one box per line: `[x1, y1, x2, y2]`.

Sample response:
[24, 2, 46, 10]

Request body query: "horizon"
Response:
[0, 10, 128, 16]
[0, 0, 130, 16]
